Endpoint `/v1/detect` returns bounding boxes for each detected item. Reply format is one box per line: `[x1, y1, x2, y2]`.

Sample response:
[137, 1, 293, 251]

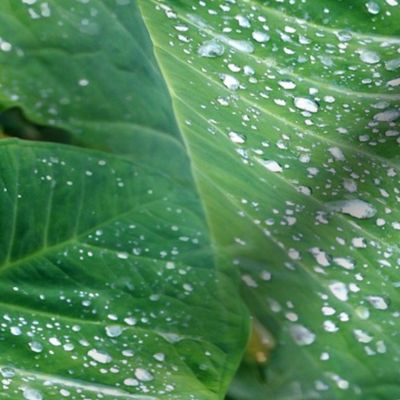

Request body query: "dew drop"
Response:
[367, 295, 389, 310]
[326, 199, 377, 219]
[360, 50, 380, 64]
[88, 349, 112, 364]
[23, 388, 42, 400]
[294, 97, 319, 113]
[105, 325, 122, 338]
[198, 40, 224, 58]
[135, 368, 154, 382]
[289, 324, 316, 346]
[220, 74, 240, 90]
[252, 31, 270, 43]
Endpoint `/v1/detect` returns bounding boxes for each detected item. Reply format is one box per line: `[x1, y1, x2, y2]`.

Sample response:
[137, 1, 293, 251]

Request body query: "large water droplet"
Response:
[259, 159, 283, 173]
[290, 324, 316, 346]
[294, 97, 319, 113]
[252, 31, 270, 43]
[366, 1, 380, 14]
[88, 349, 112, 364]
[135, 368, 154, 382]
[23, 388, 42, 400]
[326, 199, 377, 219]
[198, 40, 224, 58]
[360, 50, 380, 64]
[367, 295, 389, 310]
[105, 325, 123, 338]
[220, 74, 240, 90]
[329, 281, 348, 301]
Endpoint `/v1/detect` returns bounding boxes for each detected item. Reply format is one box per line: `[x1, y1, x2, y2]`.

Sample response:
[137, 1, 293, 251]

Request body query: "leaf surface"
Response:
[138, 0, 400, 398]
[0, 139, 247, 399]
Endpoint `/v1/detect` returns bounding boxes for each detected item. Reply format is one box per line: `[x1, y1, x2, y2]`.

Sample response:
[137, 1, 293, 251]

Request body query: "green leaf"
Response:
[138, 1, 400, 399]
[0, 1, 250, 398]
[0, 0, 179, 149]
[0, 138, 247, 399]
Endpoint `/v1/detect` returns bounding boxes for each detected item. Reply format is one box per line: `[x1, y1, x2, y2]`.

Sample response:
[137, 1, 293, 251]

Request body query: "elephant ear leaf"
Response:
[138, 0, 400, 399]
[0, 139, 248, 400]
[0, 2, 250, 397]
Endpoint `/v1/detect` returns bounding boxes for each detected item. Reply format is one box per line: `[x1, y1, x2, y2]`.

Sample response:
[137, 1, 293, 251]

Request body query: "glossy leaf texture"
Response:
[0, 1, 249, 399]
[0, 139, 247, 400]
[139, 0, 400, 399]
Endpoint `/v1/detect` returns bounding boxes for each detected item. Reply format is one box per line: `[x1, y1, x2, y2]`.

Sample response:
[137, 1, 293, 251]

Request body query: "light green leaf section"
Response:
[139, 0, 400, 398]
[0, 139, 247, 399]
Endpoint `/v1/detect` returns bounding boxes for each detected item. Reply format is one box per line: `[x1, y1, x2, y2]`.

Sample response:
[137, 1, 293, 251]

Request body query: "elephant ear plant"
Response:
[0, 0, 399, 399]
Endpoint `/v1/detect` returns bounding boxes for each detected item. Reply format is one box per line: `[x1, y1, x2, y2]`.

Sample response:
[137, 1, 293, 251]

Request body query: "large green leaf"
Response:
[0, 139, 247, 399]
[0, 0, 179, 148]
[0, 0, 248, 400]
[138, 0, 400, 398]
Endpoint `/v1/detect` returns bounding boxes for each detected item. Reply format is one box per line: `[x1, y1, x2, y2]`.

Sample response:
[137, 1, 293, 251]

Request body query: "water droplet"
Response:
[334, 257, 356, 270]
[278, 80, 296, 90]
[353, 329, 373, 343]
[228, 131, 246, 144]
[23, 388, 42, 400]
[289, 324, 316, 346]
[335, 30, 353, 42]
[367, 295, 389, 310]
[329, 281, 348, 301]
[220, 74, 240, 90]
[135, 368, 154, 382]
[105, 325, 122, 338]
[294, 97, 319, 113]
[326, 199, 377, 219]
[259, 159, 283, 173]
[366, 1, 380, 14]
[88, 349, 112, 364]
[10, 326, 21, 336]
[252, 31, 270, 43]
[374, 109, 400, 122]
[198, 40, 224, 58]
[328, 147, 345, 161]
[29, 341, 43, 353]
[360, 50, 380, 64]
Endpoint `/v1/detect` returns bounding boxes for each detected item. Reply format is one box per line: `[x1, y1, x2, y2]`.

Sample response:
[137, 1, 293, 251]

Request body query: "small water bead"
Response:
[329, 281, 348, 301]
[326, 199, 377, 219]
[335, 30, 353, 42]
[134, 368, 154, 382]
[278, 80, 296, 90]
[359, 50, 380, 64]
[153, 352, 165, 362]
[334, 257, 355, 270]
[385, 58, 400, 71]
[388, 78, 400, 87]
[220, 74, 240, 90]
[294, 97, 319, 113]
[328, 147, 345, 161]
[220, 37, 254, 53]
[323, 320, 338, 333]
[259, 159, 283, 173]
[228, 131, 246, 144]
[10, 326, 22, 336]
[29, 341, 43, 353]
[88, 349, 112, 364]
[0, 367, 15, 378]
[289, 324, 316, 346]
[252, 31, 270, 43]
[353, 329, 373, 343]
[124, 378, 139, 387]
[49, 337, 61, 346]
[105, 325, 122, 338]
[367, 295, 389, 310]
[310, 247, 331, 267]
[235, 15, 251, 28]
[198, 40, 224, 58]
[366, 1, 380, 14]
[23, 388, 43, 400]
[374, 109, 400, 122]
